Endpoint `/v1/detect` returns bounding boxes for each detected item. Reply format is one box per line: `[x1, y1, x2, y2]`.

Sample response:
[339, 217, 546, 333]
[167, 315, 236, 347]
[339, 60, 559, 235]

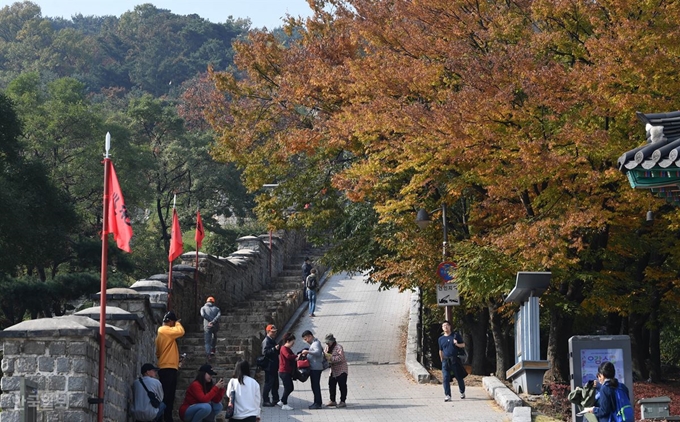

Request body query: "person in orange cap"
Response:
[261, 324, 280, 406]
[200, 296, 221, 360]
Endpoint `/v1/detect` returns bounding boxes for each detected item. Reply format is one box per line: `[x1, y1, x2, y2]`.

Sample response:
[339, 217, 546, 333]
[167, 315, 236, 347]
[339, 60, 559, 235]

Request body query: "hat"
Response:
[207, 296, 215, 303]
[266, 324, 277, 333]
[163, 311, 178, 322]
[305, 257, 310, 261]
[199, 364, 217, 375]
[324, 333, 336, 343]
[140, 363, 159, 374]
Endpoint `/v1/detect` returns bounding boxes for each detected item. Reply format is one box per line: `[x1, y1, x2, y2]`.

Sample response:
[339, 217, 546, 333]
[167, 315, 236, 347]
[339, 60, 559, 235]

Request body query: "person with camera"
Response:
[156, 311, 185, 422]
[179, 364, 226, 422]
[131, 363, 165, 422]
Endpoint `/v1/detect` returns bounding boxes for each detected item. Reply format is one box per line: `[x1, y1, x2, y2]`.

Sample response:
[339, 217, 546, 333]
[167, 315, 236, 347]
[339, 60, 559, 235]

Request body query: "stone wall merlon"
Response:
[129, 280, 169, 291]
[0, 316, 128, 348]
[74, 306, 145, 330]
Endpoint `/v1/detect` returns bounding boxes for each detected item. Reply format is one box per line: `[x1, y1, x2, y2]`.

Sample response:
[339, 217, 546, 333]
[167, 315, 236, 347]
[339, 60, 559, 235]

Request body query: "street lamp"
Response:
[416, 203, 453, 321]
[415, 203, 448, 259]
[262, 184, 280, 282]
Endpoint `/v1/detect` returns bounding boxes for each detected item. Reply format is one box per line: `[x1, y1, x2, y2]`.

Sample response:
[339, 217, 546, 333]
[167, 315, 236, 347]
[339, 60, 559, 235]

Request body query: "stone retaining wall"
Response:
[0, 231, 308, 422]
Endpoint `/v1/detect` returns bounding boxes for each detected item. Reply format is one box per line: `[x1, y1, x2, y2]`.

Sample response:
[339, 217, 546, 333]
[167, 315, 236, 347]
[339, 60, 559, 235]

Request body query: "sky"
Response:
[3, 0, 315, 29]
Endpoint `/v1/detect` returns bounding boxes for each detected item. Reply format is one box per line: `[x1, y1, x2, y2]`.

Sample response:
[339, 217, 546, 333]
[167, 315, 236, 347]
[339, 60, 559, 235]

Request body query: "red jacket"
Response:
[279, 345, 296, 373]
[179, 380, 225, 420]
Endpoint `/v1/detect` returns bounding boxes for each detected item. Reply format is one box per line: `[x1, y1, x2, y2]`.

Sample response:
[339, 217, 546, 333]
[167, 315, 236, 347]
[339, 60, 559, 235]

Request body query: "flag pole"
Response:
[97, 132, 111, 422]
[194, 203, 200, 318]
[168, 195, 176, 310]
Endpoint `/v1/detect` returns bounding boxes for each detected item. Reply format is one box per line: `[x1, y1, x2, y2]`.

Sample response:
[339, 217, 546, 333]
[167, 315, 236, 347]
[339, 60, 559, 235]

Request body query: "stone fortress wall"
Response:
[0, 231, 307, 422]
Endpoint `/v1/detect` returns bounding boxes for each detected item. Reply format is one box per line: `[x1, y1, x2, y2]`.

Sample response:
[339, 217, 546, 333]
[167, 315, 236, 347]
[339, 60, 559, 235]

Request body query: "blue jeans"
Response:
[307, 289, 317, 315]
[442, 356, 465, 397]
[150, 402, 166, 421]
[183, 402, 222, 422]
[204, 327, 217, 355]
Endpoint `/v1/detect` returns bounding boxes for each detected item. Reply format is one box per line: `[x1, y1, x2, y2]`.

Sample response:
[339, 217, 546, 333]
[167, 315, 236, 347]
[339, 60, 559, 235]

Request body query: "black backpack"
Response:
[306, 275, 318, 290]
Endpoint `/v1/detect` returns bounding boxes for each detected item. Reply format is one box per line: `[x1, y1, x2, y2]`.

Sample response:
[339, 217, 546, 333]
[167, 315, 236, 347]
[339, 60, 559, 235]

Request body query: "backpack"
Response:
[611, 383, 633, 422]
[306, 275, 318, 290]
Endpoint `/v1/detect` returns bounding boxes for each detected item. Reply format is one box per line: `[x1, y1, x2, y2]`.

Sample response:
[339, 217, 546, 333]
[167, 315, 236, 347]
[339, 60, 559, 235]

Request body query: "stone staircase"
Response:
[171, 250, 323, 418]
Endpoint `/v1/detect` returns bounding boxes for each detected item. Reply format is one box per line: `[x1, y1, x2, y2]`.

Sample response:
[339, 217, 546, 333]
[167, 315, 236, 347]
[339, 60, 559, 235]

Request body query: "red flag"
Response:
[169, 208, 183, 262]
[106, 161, 133, 253]
[195, 210, 205, 249]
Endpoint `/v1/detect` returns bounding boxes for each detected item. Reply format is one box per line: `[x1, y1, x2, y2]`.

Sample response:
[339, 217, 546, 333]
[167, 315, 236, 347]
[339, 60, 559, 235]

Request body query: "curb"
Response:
[483, 376, 524, 413]
[405, 288, 431, 383]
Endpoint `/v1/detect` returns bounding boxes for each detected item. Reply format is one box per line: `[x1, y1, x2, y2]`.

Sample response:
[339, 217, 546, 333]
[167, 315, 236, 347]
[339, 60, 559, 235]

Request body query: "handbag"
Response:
[225, 388, 235, 419]
[256, 355, 267, 369]
[138, 377, 161, 408]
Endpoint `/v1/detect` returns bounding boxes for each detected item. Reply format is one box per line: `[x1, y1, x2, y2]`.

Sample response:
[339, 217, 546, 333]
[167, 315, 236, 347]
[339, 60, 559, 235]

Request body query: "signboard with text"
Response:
[436, 282, 460, 306]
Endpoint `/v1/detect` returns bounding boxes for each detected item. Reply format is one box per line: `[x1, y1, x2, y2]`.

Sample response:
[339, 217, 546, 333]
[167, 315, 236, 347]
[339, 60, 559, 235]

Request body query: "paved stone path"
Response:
[260, 271, 511, 422]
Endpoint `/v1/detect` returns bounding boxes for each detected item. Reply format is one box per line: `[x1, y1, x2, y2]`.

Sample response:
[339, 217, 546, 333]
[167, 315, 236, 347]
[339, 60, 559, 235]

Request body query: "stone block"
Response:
[55, 357, 70, 373]
[513, 406, 532, 422]
[23, 342, 46, 355]
[2, 357, 14, 374]
[71, 358, 91, 373]
[0, 409, 21, 422]
[2, 342, 20, 355]
[67, 376, 88, 391]
[38, 356, 54, 372]
[66, 341, 88, 356]
[0, 376, 20, 391]
[48, 376, 66, 390]
[15, 357, 36, 373]
[68, 392, 88, 408]
[0, 392, 16, 409]
[48, 341, 66, 355]
[482, 376, 524, 412]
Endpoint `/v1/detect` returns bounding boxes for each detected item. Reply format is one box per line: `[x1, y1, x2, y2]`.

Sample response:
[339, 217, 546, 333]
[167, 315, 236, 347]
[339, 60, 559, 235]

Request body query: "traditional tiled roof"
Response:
[618, 111, 680, 204]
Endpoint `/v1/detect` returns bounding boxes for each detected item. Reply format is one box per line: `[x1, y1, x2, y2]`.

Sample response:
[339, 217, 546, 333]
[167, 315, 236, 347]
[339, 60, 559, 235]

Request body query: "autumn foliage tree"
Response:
[208, 0, 680, 382]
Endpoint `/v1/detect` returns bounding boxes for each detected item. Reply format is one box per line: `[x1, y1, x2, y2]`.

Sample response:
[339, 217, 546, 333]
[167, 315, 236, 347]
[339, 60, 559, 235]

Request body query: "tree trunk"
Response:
[463, 307, 489, 375]
[489, 302, 512, 380]
[629, 312, 649, 381]
[544, 307, 573, 384]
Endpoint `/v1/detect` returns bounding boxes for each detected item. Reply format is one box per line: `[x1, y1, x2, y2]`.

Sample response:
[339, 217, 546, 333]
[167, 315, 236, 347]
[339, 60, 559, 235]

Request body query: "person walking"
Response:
[261, 324, 280, 407]
[324, 333, 348, 408]
[301, 257, 312, 301]
[305, 268, 319, 317]
[131, 363, 165, 422]
[178, 364, 225, 422]
[438, 320, 466, 401]
[583, 361, 632, 422]
[200, 296, 221, 360]
[278, 332, 297, 410]
[226, 360, 261, 422]
[156, 311, 185, 422]
[300, 330, 323, 409]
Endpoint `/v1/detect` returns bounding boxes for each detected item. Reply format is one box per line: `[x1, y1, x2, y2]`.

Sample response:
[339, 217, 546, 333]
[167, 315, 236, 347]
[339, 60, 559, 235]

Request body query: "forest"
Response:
[3, 0, 680, 389]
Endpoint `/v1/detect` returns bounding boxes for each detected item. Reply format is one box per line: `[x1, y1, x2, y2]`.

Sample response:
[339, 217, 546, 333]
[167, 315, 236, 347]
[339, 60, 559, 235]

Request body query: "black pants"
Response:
[310, 369, 322, 405]
[329, 372, 348, 403]
[230, 416, 256, 422]
[158, 368, 178, 422]
[279, 372, 294, 405]
[263, 369, 279, 403]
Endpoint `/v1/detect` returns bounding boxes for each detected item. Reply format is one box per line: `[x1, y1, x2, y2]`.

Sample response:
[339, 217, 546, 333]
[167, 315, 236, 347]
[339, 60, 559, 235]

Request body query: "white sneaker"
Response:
[444, 395, 451, 402]
[276, 401, 283, 407]
[281, 404, 293, 410]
